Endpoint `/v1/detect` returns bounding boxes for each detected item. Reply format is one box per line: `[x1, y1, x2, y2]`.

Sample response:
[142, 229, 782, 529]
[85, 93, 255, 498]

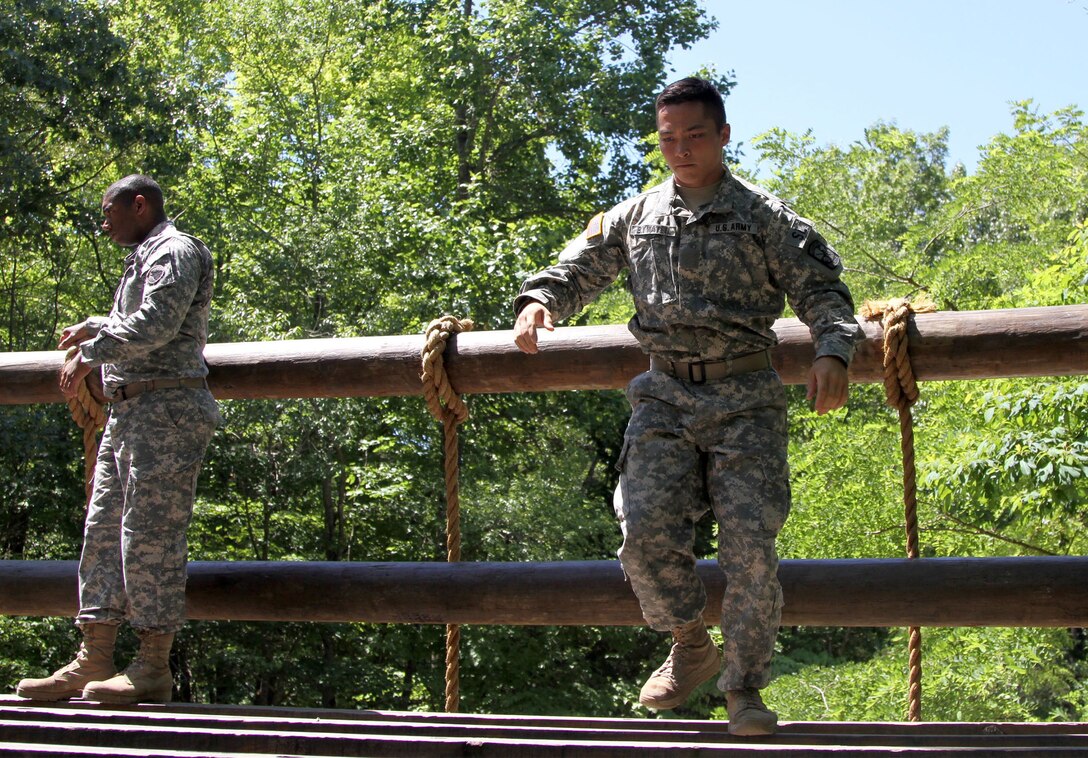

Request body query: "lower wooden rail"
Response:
[2, 556, 1086, 627]
[0, 697, 1085, 756]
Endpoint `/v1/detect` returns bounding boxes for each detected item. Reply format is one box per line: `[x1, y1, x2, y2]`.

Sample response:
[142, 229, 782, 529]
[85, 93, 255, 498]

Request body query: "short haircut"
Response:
[655, 77, 727, 130]
[105, 175, 166, 220]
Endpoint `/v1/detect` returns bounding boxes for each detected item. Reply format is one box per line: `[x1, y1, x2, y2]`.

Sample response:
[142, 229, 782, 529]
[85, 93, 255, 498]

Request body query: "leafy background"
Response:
[2, 0, 1087, 720]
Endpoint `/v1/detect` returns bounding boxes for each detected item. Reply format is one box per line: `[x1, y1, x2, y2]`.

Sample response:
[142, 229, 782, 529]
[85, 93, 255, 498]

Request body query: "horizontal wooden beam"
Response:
[2, 557, 1086, 627]
[2, 698, 1085, 755]
[2, 305, 1086, 405]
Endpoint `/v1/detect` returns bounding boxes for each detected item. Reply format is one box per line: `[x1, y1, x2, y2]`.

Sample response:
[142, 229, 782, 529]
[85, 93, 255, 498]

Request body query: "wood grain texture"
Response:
[2, 305, 1086, 404]
[2, 557, 1085, 627]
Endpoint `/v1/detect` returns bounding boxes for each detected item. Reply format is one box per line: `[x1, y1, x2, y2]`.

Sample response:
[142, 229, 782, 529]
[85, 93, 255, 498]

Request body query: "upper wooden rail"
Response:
[2, 305, 1086, 404]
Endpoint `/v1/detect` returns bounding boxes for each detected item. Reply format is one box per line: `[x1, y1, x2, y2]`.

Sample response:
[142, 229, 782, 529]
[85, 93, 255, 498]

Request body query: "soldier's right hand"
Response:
[514, 302, 554, 355]
[58, 321, 93, 350]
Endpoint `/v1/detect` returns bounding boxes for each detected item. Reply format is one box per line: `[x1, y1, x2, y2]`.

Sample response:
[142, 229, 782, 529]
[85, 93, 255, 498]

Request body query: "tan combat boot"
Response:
[726, 687, 778, 736]
[638, 618, 721, 710]
[16, 623, 119, 701]
[82, 630, 174, 704]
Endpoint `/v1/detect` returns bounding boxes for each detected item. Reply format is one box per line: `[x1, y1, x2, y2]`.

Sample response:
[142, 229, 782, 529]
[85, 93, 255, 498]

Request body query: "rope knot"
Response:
[860, 295, 937, 412]
[420, 315, 474, 426]
[65, 346, 106, 502]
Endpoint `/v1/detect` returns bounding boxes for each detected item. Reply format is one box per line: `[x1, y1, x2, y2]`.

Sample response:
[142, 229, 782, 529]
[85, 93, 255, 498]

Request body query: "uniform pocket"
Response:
[627, 228, 678, 307]
[756, 453, 792, 534]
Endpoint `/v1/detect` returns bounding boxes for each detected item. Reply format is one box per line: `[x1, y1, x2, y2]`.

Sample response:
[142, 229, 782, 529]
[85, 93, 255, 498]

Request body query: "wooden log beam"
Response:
[2, 557, 1086, 627]
[1, 305, 1086, 405]
[0, 698, 1086, 755]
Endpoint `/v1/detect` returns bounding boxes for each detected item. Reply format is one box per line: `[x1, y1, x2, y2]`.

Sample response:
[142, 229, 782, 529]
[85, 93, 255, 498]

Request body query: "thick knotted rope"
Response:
[64, 346, 106, 504]
[420, 314, 474, 714]
[860, 295, 936, 722]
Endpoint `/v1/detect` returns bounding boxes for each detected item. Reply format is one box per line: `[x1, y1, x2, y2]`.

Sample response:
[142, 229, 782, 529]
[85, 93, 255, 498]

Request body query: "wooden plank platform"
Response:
[0, 697, 1085, 756]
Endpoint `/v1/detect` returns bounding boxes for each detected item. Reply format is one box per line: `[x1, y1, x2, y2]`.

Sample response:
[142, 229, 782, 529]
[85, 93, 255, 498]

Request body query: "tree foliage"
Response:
[1, 0, 1087, 723]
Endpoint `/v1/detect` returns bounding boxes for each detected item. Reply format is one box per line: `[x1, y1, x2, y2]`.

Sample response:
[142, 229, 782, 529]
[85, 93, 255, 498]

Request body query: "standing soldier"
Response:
[513, 78, 863, 736]
[16, 175, 219, 704]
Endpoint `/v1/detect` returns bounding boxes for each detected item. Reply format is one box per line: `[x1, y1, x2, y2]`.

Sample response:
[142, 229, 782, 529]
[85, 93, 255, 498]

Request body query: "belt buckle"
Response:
[686, 361, 707, 384]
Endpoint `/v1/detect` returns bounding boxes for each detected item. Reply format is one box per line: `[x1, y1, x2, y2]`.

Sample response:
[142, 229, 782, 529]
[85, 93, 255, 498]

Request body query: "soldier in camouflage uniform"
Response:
[514, 78, 863, 736]
[16, 175, 218, 705]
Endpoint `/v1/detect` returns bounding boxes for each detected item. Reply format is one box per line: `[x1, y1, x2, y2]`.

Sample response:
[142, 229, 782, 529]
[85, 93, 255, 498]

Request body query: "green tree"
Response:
[5, 0, 1088, 723]
[149, 0, 718, 710]
[750, 102, 1088, 723]
[0, 0, 204, 351]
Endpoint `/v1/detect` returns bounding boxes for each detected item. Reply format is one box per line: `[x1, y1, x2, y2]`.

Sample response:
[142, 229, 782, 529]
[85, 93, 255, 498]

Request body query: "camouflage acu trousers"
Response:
[77, 387, 218, 633]
[614, 368, 790, 691]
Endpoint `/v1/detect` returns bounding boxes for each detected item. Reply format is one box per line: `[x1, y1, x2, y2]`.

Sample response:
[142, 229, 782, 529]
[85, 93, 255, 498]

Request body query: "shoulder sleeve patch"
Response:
[146, 264, 170, 286]
[584, 212, 604, 240]
[807, 238, 841, 270]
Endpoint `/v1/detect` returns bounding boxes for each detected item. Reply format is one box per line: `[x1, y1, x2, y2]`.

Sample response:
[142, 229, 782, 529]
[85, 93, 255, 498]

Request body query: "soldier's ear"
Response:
[720, 124, 731, 147]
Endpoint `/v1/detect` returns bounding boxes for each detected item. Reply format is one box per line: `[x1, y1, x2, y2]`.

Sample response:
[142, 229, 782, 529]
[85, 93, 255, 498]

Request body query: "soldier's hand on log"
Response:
[514, 302, 554, 355]
[58, 321, 94, 350]
[807, 355, 849, 415]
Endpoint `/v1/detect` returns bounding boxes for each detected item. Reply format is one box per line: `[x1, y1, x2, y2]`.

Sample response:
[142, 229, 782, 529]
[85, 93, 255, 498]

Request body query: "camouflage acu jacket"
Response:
[515, 167, 863, 365]
[80, 222, 214, 390]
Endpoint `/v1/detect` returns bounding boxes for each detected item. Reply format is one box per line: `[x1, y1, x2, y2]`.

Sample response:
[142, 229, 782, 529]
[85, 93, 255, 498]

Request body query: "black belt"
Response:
[649, 350, 771, 384]
[108, 377, 208, 402]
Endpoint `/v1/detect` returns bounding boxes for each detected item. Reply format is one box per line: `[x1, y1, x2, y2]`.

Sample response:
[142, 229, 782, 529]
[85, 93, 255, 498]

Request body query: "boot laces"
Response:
[124, 653, 159, 678]
[656, 636, 707, 682]
[673, 623, 705, 646]
[56, 644, 91, 675]
[731, 688, 766, 713]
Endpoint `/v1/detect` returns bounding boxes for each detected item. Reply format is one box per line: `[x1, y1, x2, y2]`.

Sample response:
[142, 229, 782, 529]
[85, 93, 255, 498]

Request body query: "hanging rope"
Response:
[64, 347, 107, 504]
[860, 295, 936, 722]
[420, 314, 474, 714]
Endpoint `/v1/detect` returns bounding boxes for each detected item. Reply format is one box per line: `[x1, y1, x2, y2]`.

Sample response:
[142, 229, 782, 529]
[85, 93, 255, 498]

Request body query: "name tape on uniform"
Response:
[630, 224, 677, 237]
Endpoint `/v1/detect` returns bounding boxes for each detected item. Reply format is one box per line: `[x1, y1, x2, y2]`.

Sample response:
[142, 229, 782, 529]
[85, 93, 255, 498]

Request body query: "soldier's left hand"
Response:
[807, 356, 849, 415]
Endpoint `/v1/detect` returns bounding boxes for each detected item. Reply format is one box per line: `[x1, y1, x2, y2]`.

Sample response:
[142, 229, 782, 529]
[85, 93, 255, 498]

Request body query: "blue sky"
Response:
[667, 0, 1088, 173]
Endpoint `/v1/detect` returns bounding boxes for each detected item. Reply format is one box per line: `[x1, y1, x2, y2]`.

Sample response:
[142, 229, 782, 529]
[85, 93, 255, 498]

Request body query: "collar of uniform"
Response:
[132, 220, 177, 258]
[654, 177, 679, 215]
[120, 221, 173, 266]
[141, 220, 174, 247]
[659, 165, 735, 215]
[708, 164, 737, 212]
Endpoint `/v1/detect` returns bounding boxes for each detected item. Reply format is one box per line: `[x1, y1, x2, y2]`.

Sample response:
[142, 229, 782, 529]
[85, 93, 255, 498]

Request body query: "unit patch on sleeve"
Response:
[806, 239, 841, 269]
[146, 264, 170, 286]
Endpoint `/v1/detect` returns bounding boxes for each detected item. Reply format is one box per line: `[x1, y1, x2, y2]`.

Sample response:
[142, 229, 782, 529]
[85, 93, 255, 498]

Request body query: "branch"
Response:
[48, 147, 129, 199]
[917, 200, 998, 261]
[845, 263, 929, 294]
[932, 510, 1059, 556]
